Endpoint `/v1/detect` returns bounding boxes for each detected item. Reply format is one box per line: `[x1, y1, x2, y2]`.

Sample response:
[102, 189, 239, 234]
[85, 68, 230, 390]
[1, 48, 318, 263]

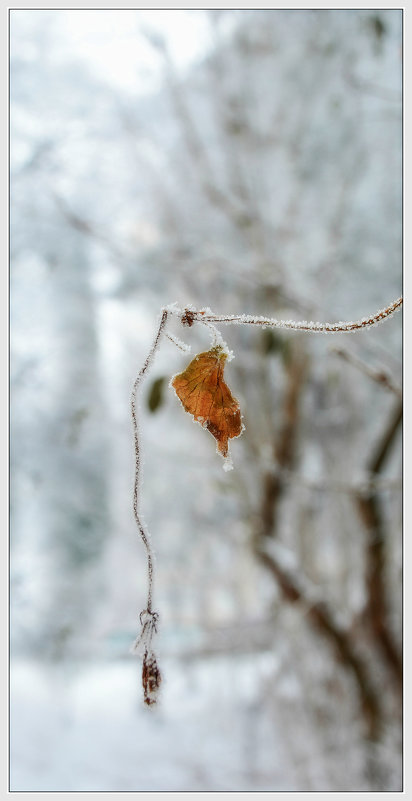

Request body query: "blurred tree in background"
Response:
[10, 9, 402, 791]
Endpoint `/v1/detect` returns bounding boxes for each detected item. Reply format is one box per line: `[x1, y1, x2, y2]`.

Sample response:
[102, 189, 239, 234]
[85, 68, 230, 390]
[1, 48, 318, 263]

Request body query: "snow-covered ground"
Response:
[11, 653, 297, 793]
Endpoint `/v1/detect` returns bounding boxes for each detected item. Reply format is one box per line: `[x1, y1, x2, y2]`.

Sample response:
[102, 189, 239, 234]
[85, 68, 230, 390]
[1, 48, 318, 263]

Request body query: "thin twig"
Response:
[279, 466, 401, 496]
[181, 296, 402, 333]
[131, 309, 169, 705]
[331, 347, 402, 398]
[131, 309, 168, 617]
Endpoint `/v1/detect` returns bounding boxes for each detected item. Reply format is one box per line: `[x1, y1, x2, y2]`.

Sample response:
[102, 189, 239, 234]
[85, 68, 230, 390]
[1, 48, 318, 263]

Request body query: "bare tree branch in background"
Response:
[256, 541, 382, 739]
[248, 337, 383, 739]
[355, 399, 402, 691]
[51, 191, 133, 268]
[332, 347, 402, 398]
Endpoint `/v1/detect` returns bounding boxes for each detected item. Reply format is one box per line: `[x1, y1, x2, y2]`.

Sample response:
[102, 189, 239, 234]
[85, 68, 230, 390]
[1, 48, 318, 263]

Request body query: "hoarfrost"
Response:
[166, 332, 191, 353]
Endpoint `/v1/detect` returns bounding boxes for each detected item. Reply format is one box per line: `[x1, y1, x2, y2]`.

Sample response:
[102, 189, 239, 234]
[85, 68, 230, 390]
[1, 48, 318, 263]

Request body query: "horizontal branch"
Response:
[172, 297, 403, 334]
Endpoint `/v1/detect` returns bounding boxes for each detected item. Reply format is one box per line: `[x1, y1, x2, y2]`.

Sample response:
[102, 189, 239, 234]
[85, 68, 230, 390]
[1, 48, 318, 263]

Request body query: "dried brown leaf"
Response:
[171, 345, 243, 459]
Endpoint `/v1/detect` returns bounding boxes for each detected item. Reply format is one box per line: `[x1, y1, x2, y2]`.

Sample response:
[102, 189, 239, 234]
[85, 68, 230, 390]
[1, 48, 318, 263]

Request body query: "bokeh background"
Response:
[10, 9, 402, 792]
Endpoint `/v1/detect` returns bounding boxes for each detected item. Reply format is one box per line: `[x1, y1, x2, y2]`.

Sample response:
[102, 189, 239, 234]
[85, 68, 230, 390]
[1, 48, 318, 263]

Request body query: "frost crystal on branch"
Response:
[166, 332, 191, 352]
[180, 296, 402, 333]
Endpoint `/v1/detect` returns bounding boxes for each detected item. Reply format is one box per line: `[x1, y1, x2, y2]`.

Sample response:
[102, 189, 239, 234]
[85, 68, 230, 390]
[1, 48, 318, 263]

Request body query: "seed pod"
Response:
[142, 649, 161, 706]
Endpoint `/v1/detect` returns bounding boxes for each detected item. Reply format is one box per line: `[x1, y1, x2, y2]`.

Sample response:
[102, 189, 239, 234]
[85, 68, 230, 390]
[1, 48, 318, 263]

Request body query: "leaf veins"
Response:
[171, 346, 243, 460]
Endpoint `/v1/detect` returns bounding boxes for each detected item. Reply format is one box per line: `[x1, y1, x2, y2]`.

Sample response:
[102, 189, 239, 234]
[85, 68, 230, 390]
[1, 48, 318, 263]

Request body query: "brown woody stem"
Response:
[355, 399, 403, 691]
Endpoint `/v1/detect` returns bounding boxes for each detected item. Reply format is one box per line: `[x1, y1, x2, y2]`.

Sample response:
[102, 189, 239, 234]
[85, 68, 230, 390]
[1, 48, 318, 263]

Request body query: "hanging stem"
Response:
[131, 309, 168, 622]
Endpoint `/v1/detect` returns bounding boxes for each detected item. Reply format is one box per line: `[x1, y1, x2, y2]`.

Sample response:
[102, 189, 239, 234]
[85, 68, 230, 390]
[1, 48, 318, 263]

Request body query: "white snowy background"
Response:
[10, 9, 402, 792]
